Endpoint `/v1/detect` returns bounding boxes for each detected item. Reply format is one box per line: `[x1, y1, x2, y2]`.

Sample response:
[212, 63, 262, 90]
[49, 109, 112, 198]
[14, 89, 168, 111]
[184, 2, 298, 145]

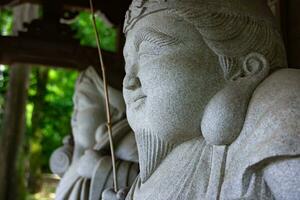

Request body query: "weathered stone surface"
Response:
[50, 67, 139, 200]
[104, 0, 300, 199]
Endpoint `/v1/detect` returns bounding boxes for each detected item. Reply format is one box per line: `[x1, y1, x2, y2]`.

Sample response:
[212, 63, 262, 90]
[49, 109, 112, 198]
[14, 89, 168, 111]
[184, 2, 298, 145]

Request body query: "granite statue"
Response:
[50, 67, 139, 200]
[102, 0, 300, 199]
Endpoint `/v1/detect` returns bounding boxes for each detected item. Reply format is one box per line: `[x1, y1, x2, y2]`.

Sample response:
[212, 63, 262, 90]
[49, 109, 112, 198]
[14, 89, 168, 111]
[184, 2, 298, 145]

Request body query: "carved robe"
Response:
[55, 119, 139, 200]
[126, 69, 300, 200]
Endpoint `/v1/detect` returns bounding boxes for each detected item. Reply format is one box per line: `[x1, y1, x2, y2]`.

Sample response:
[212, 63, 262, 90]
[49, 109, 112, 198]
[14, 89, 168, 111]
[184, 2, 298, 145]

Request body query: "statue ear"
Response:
[233, 53, 270, 82]
[201, 53, 270, 145]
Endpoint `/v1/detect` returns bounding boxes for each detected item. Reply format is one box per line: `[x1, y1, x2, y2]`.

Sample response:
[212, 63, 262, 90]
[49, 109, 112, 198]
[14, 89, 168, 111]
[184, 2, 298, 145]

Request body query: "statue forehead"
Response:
[124, 11, 204, 54]
[125, 11, 183, 38]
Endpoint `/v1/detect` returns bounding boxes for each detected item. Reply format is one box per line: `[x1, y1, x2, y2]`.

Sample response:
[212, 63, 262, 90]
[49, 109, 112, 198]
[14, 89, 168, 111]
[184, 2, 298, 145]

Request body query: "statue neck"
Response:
[72, 143, 85, 162]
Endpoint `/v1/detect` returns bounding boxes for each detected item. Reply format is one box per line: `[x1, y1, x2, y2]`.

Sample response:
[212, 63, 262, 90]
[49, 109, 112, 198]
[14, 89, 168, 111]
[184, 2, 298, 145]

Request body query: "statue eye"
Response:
[138, 43, 160, 61]
[134, 28, 179, 52]
[138, 52, 156, 61]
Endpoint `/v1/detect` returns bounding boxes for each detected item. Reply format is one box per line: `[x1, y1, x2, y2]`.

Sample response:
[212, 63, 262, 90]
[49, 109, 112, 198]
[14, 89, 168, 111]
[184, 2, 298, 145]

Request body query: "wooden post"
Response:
[0, 64, 30, 200]
[0, 4, 38, 200]
[283, 0, 300, 68]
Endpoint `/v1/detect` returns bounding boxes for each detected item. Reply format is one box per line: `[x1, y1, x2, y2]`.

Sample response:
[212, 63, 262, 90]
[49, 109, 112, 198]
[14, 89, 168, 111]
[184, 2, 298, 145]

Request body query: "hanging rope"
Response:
[89, 0, 118, 192]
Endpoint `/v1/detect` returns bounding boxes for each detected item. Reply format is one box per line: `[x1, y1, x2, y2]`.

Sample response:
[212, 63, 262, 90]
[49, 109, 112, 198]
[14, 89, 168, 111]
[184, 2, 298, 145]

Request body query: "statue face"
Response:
[123, 11, 224, 144]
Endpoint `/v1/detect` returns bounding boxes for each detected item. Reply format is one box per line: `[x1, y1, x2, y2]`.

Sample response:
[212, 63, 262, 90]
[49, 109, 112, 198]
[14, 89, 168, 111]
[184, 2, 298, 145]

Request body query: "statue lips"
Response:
[125, 90, 147, 110]
[124, 88, 147, 109]
[134, 95, 146, 103]
[132, 94, 147, 109]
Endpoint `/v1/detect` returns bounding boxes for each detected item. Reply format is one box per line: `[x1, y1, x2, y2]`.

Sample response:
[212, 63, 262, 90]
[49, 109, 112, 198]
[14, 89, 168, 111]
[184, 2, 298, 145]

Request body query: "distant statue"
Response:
[102, 0, 300, 199]
[50, 67, 139, 200]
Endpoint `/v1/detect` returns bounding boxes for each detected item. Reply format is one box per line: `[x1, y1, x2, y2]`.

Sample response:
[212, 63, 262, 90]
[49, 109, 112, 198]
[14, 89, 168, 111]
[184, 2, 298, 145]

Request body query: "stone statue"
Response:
[50, 67, 139, 200]
[103, 0, 300, 199]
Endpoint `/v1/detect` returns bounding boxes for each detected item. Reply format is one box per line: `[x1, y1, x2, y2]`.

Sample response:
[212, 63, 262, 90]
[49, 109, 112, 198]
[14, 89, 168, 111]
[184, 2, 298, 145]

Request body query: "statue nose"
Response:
[124, 75, 141, 90]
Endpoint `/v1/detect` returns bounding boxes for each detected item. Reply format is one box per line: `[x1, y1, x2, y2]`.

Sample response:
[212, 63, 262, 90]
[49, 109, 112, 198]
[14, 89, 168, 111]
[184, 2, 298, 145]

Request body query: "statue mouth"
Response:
[124, 88, 147, 110]
[133, 95, 147, 102]
[130, 94, 147, 109]
[132, 95, 147, 109]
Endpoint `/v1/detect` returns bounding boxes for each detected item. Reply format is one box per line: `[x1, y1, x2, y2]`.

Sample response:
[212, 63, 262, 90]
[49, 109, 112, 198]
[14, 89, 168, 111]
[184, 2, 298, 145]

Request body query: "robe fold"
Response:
[126, 69, 300, 200]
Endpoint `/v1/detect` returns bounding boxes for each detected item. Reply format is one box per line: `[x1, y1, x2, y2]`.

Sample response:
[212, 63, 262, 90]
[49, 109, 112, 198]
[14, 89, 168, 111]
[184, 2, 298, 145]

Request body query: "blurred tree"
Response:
[26, 67, 49, 193]
[23, 11, 117, 195]
[0, 9, 13, 35]
[25, 67, 77, 193]
[0, 65, 10, 130]
[0, 8, 13, 130]
[0, 5, 39, 200]
[71, 11, 117, 52]
[0, 8, 117, 198]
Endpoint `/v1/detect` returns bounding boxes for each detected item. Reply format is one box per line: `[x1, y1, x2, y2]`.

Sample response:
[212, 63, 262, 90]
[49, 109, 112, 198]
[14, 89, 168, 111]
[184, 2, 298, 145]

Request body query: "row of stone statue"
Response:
[50, 0, 300, 199]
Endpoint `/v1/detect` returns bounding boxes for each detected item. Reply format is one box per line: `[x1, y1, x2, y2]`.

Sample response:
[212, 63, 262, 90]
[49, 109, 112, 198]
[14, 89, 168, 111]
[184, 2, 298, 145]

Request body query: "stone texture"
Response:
[103, 0, 300, 199]
[50, 67, 139, 200]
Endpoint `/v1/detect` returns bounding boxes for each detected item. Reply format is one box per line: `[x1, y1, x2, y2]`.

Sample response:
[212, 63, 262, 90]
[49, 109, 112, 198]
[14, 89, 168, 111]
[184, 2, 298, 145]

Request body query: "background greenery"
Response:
[0, 8, 117, 199]
[0, 9, 12, 130]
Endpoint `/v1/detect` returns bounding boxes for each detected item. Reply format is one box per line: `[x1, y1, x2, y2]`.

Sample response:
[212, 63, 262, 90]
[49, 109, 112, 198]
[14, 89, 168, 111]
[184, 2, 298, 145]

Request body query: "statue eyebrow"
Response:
[134, 28, 179, 51]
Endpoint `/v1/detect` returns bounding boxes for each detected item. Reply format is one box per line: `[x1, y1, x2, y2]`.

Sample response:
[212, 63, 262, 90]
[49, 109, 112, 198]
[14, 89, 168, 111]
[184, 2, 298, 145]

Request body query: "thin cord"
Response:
[89, 0, 118, 192]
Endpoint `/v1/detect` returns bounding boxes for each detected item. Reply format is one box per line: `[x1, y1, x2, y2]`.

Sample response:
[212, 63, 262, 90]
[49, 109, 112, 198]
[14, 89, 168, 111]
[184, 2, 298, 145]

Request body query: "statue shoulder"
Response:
[232, 68, 300, 157]
[253, 68, 300, 102]
[221, 68, 300, 198]
[253, 68, 300, 199]
[247, 68, 300, 131]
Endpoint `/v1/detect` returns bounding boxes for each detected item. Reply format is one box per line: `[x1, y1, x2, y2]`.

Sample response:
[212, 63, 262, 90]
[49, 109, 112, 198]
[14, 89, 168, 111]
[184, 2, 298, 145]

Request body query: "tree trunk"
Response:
[0, 4, 38, 200]
[27, 67, 49, 193]
[0, 64, 30, 200]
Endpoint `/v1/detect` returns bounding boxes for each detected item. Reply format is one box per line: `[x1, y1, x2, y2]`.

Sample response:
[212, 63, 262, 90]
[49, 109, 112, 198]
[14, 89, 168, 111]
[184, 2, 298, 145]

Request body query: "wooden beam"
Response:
[0, 36, 125, 89]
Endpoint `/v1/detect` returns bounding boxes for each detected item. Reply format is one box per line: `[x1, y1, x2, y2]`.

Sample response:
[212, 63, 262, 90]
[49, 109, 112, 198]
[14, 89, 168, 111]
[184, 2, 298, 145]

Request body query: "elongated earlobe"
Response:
[201, 53, 270, 145]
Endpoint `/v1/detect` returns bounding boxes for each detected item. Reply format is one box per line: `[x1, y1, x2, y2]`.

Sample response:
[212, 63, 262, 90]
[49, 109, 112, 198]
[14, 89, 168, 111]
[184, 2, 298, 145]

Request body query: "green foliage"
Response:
[0, 8, 12, 130]
[0, 8, 117, 198]
[71, 11, 117, 52]
[24, 11, 117, 172]
[26, 68, 78, 172]
[23, 11, 117, 175]
[0, 8, 13, 35]
[0, 65, 10, 130]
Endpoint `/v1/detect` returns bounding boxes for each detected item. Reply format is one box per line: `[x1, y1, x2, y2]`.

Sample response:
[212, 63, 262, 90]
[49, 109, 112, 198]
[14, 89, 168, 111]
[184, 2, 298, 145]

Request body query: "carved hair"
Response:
[124, 0, 287, 80]
[171, 7, 287, 80]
